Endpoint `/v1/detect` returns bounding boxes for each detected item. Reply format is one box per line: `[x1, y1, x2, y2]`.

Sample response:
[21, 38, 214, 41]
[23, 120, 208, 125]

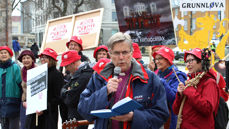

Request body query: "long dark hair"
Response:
[201, 48, 211, 72]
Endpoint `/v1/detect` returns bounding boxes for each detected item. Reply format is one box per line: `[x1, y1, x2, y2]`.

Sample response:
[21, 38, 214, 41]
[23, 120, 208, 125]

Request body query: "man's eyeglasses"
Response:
[155, 57, 164, 62]
[185, 59, 195, 64]
[110, 51, 131, 56]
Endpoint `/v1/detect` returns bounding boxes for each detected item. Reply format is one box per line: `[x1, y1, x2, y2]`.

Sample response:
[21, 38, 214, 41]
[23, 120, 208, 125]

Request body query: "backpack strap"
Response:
[216, 72, 220, 84]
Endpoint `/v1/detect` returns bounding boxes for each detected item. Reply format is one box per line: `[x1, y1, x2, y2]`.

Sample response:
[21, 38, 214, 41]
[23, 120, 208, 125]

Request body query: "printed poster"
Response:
[26, 63, 48, 115]
[114, 0, 175, 46]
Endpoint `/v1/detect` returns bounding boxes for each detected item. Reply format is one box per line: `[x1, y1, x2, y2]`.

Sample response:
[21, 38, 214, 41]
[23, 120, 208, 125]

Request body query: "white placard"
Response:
[26, 63, 48, 115]
[180, 0, 225, 11]
[46, 22, 72, 43]
[73, 16, 101, 36]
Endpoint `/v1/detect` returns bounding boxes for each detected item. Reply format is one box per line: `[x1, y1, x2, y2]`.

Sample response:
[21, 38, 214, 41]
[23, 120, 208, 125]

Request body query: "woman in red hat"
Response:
[173, 48, 219, 129]
[0, 46, 22, 129]
[18, 50, 36, 129]
[93, 45, 110, 62]
[149, 45, 164, 71]
[153, 46, 187, 129]
[26, 48, 64, 129]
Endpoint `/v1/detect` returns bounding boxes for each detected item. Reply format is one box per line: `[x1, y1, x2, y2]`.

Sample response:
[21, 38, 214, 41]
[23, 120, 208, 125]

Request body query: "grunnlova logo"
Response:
[180, 0, 225, 11]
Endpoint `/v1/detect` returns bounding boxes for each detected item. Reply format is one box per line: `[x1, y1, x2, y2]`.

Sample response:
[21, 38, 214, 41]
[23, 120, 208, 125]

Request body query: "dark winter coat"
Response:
[78, 59, 169, 129]
[30, 44, 39, 58]
[61, 62, 93, 120]
[26, 66, 64, 129]
[78, 51, 90, 63]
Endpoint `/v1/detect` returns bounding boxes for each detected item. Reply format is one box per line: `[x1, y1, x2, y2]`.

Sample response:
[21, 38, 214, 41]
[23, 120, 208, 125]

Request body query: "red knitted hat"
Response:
[0, 46, 13, 57]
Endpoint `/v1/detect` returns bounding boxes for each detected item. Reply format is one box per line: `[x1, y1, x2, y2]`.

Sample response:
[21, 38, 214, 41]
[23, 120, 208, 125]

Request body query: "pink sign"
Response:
[74, 16, 100, 36]
[77, 18, 95, 35]
[50, 24, 67, 40]
[46, 22, 72, 43]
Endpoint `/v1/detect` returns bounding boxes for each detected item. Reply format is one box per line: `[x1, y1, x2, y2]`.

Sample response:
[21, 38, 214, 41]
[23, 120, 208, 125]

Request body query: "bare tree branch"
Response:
[61, 0, 68, 16]
[12, 0, 22, 11]
[52, 0, 63, 15]
[73, 0, 84, 13]
[12, 0, 16, 8]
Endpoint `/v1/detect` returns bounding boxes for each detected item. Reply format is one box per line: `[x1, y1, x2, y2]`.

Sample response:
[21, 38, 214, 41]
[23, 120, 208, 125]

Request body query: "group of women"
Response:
[0, 43, 228, 129]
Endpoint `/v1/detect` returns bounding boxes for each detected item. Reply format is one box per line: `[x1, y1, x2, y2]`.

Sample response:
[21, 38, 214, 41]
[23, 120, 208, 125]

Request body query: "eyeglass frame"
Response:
[185, 59, 196, 64]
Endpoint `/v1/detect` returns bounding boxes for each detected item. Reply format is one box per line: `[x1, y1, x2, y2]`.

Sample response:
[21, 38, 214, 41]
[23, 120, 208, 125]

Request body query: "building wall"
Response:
[12, 16, 22, 34]
[100, 0, 119, 44]
[0, 0, 12, 47]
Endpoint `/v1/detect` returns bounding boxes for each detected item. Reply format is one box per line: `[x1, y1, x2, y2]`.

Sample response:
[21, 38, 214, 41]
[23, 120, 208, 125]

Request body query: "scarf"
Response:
[0, 59, 13, 69]
[22, 62, 35, 82]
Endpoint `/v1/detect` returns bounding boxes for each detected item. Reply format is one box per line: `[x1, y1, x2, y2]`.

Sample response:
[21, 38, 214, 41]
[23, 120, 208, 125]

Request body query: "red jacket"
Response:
[172, 71, 219, 129]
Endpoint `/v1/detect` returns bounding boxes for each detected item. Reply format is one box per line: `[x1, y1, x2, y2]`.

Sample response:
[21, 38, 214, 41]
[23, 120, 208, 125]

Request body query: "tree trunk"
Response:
[0, 0, 12, 47]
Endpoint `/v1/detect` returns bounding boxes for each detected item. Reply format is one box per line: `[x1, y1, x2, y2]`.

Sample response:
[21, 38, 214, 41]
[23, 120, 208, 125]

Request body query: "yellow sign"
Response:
[177, 14, 229, 59]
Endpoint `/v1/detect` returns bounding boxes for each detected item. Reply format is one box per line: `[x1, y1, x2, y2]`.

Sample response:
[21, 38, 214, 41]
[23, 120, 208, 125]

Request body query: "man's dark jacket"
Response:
[61, 62, 94, 120]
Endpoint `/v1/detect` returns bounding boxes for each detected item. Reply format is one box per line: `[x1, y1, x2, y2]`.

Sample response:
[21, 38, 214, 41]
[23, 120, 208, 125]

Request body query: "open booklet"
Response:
[90, 97, 142, 118]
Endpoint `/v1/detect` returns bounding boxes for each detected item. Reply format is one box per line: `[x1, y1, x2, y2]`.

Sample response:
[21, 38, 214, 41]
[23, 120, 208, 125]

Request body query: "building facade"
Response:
[21, 0, 119, 47]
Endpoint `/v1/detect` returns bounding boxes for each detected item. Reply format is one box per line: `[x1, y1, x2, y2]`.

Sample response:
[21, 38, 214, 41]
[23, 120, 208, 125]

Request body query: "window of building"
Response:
[12, 26, 18, 34]
[112, 0, 114, 4]
[112, 29, 118, 35]
[223, 21, 226, 27]
[192, 11, 196, 14]
[176, 25, 179, 31]
[212, 33, 216, 39]
[184, 20, 188, 31]
[192, 18, 196, 30]
[184, 11, 188, 16]
[112, 11, 117, 21]
[150, 2, 157, 14]
[175, 9, 178, 16]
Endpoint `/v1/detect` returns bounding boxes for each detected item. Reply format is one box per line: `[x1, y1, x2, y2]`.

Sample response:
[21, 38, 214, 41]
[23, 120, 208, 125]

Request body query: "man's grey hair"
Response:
[107, 32, 133, 51]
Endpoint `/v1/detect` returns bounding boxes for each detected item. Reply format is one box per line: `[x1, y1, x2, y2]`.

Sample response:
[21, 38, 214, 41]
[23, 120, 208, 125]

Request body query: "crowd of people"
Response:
[0, 32, 228, 129]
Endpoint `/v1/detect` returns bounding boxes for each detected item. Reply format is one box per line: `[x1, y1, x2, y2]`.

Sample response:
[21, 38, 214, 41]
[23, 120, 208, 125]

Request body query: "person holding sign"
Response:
[153, 46, 187, 129]
[60, 50, 94, 129]
[0, 46, 22, 129]
[18, 50, 36, 129]
[78, 32, 169, 129]
[26, 48, 64, 129]
[66, 36, 90, 62]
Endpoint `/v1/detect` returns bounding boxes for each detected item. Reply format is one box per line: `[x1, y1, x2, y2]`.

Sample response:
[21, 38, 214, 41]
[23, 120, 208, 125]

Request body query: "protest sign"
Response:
[114, 0, 175, 46]
[41, 8, 104, 54]
[26, 63, 48, 115]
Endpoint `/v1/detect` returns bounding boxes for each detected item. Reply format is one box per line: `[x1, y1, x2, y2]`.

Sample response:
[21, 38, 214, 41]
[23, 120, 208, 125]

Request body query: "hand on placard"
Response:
[36, 110, 43, 116]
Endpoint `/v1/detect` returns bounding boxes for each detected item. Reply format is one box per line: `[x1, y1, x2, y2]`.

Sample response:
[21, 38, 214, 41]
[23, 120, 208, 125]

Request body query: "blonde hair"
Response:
[107, 32, 133, 51]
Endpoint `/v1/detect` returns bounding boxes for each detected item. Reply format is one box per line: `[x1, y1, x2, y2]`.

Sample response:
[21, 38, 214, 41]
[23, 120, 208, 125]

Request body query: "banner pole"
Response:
[36, 113, 38, 126]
